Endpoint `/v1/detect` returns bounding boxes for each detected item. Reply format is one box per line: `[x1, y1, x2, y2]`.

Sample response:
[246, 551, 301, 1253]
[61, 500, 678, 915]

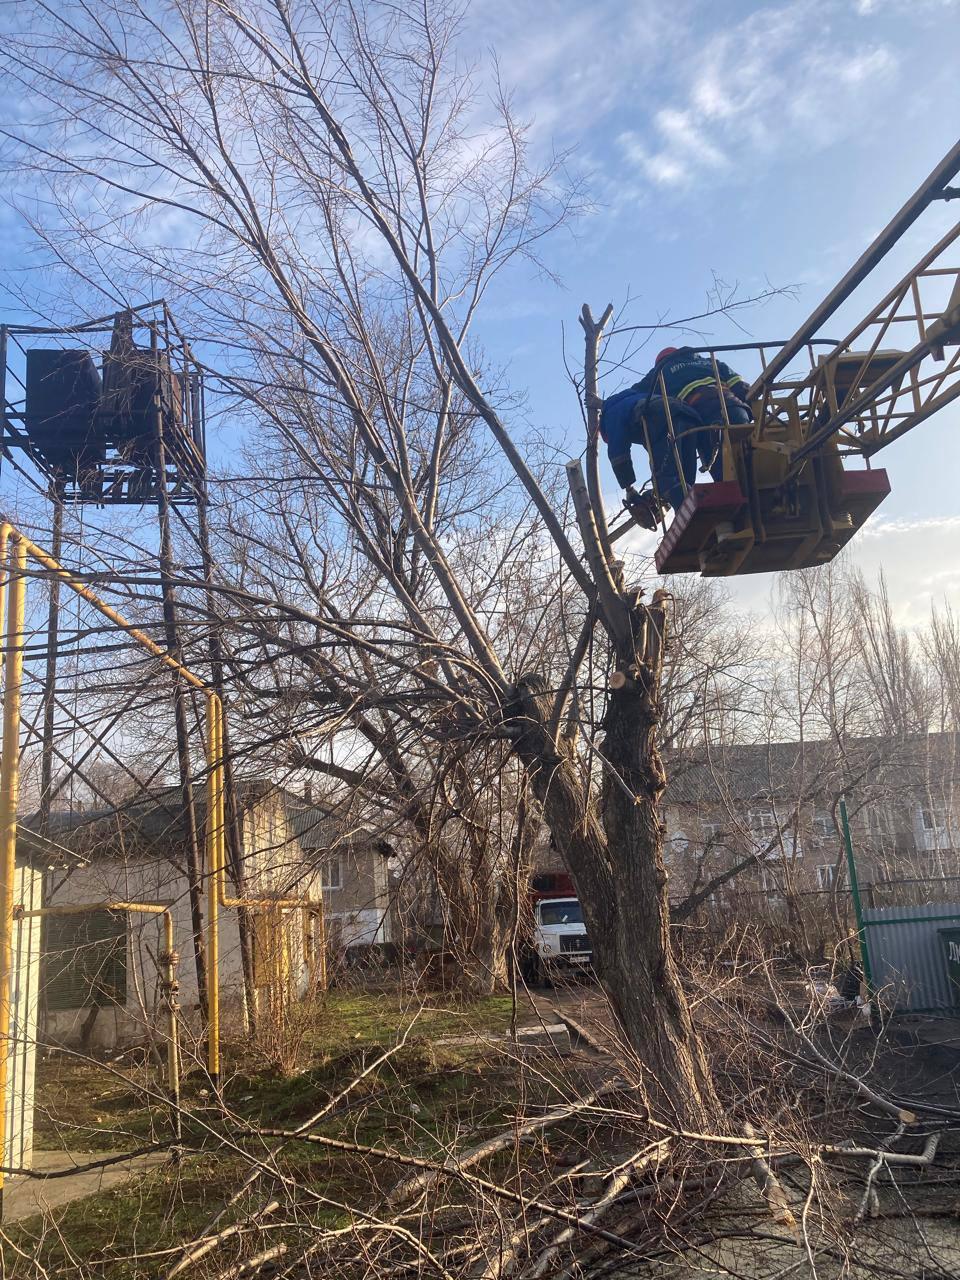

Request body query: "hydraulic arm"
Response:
[648, 139, 960, 578]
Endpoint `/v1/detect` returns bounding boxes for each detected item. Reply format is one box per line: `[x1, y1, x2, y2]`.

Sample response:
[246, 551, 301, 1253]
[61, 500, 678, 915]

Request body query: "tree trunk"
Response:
[511, 649, 721, 1128]
[598, 677, 720, 1128]
[456, 930, 510, 997]
[435, 854, 511, 996]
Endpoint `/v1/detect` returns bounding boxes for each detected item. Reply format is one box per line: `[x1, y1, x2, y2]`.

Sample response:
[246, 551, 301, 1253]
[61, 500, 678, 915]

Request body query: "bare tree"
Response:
[2, 0, 729, 1121]
[852, 573, 933, 737]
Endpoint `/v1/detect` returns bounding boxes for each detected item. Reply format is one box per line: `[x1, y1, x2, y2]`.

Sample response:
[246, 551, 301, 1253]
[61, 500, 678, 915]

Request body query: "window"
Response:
[758, 866, 781, 895]
[701, 819, 724, 845]
[42, 909, 127, 1011]
[813, 811, 833, 839]
[916, 803, 952, 850]
[750, 806, 800, 859]
[700, 820, 726, 858]
[320, 856, 342, 890]
[537, 900, 584, 927]
[816, 864, 836, 890]
[867, 807, 888, 835]
[920, 804, 944, 832]
[749, 806, 777, 856]
[667, 831, 689, 860]
[749, 806, 778, 837]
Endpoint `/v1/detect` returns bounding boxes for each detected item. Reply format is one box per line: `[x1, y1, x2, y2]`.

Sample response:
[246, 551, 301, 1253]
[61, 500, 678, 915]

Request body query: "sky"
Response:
[1, 0, 959, 627]
[460, 0, 960, 623]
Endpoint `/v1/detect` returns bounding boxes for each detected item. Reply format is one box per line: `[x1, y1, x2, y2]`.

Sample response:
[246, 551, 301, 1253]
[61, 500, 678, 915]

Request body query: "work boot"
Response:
[623, 490, 662, 531]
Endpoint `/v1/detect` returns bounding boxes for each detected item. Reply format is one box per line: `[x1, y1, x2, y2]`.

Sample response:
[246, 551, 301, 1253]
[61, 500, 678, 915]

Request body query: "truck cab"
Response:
[525, 896, 592, 985]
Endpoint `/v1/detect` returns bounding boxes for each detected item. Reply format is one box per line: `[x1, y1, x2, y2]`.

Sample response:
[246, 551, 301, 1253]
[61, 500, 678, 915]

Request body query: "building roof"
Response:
[288, 803, 341, 851]
[14, 823, 88, 870]
[288, 805, 394, 857]
[24, 780, 337, 862]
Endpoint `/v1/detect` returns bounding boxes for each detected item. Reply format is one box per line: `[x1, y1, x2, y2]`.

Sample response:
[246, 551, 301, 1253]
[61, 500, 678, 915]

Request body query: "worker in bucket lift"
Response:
[648, 346, 753, 426]
[600, 346, 752, 529]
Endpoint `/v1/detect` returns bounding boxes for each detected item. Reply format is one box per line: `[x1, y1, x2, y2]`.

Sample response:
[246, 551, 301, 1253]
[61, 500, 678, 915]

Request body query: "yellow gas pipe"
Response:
[0, 522, 200, 1203]
[0, 525, 25, 1209]
[205, 695, 327, 1086]
[0, 522, 326, 1136]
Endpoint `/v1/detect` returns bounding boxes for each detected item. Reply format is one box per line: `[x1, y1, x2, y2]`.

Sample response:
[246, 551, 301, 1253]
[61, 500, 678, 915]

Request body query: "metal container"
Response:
[863, 900, 960, 1011]
[937, 927, 960, 1008]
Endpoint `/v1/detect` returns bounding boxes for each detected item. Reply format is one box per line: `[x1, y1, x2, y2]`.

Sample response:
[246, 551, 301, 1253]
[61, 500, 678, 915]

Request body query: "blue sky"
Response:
[1, 0, 958, 624]
[462, 0, 960, 619]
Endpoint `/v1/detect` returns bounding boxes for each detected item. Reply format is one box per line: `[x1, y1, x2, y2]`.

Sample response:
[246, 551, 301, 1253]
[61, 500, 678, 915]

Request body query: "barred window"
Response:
[42, 909, 127, 1011]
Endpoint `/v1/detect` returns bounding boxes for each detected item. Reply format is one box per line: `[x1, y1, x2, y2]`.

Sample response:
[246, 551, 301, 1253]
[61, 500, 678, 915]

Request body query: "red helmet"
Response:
[656, 346, 679, 363]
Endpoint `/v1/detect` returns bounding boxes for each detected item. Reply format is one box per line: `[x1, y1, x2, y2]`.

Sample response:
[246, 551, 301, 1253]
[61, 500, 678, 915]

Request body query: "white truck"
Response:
[523, 896, 592, 985]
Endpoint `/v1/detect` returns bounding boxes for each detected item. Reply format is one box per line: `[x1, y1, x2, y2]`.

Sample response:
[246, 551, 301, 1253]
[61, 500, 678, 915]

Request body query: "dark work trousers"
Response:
[639, 399, 704, 510]
[685, 391, 752, 479]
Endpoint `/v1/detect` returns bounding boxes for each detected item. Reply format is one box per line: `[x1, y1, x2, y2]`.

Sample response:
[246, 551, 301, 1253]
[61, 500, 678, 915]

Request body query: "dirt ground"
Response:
[523, 973, 960, 1279]
[5, 977, 959, 1278]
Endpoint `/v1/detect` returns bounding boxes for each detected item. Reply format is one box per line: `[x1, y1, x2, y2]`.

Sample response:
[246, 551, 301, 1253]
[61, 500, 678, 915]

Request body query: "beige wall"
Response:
[41, 798, 390, 1048]
[663, 792, 959, 904]
[44, 854, 246, 1054]
[7, 864, 42, 1175]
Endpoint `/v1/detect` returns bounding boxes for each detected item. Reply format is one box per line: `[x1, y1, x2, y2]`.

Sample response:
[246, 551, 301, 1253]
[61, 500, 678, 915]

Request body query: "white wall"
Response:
[44, 842, 328, 1051]
[44, 855, 246, 1053]
[6, 864, 42, 1176]
[325, 908, 386, 949]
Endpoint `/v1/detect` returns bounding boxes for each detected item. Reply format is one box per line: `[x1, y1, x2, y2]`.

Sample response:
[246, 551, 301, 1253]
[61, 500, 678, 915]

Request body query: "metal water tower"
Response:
[0, 304, 248, 1192]
[1, 303, 213, 992]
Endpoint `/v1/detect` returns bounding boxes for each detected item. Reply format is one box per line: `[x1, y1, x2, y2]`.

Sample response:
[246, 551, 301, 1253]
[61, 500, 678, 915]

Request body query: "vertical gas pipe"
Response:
[206, 691, 222, 1086]
[160, 909, 182, 1144]
[0, 529, 25, 1213]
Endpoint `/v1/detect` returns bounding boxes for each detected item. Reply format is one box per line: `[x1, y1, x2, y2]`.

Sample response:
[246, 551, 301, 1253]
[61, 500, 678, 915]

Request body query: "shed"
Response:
[862, 900, 960, 1011]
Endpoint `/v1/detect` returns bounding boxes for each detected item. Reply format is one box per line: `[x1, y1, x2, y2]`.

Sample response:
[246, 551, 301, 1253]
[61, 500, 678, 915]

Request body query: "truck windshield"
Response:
[538, 900, 583, 926]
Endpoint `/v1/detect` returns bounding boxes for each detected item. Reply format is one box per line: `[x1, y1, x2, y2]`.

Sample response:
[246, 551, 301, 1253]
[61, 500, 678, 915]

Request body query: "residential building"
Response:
[26, 782, 391, 1050]
[663, 733, 960, 910]
[290, 806, 393, 954]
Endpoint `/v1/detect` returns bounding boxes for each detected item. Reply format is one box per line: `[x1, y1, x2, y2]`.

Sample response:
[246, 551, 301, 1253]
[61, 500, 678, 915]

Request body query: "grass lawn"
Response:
[5, 990, 525, 1277]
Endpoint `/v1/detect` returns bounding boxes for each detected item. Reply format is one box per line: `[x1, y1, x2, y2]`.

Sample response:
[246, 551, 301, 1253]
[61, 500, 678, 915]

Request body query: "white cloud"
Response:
[727, 515, 960, 627]
[858, 513, 960, 538]
[617, 109, 729, 189]
[617, 132, 685, 187]
[653, 109, 727, 171]
[463, 0, 684, 138]
[464, 0, 907, 207]
[854, 0, 958, 12]
[920, 567, 960, 587]
[614, 2, 899, 188]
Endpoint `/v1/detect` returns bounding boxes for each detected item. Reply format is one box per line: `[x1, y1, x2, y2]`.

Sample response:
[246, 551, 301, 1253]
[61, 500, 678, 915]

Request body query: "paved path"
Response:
[3, 1149, 169, 1224]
